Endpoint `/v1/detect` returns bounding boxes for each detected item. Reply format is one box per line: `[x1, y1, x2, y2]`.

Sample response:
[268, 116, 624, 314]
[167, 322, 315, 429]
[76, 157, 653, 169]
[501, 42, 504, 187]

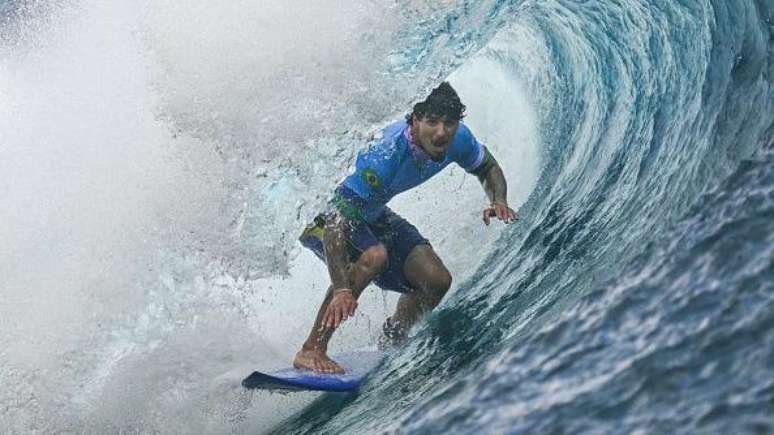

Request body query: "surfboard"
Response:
[242, 350, 383, 392]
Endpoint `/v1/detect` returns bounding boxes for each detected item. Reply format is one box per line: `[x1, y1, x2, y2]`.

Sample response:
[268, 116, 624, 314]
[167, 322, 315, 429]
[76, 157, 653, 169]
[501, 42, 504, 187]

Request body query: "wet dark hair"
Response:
[405, 81, 466, 125]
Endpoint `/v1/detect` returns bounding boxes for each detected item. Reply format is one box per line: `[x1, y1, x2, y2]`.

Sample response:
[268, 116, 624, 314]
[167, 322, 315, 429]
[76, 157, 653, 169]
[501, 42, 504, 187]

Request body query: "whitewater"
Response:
[1, 0, 772, 433]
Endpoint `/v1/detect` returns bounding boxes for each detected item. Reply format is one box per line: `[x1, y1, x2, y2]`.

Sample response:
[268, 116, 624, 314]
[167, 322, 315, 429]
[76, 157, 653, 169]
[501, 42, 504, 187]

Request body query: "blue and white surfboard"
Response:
[242, 351, 383, 392]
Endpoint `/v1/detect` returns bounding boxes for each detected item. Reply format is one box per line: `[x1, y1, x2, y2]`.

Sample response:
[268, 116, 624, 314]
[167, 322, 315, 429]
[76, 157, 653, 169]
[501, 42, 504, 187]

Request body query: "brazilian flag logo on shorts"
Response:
[362, 168, 381, 189]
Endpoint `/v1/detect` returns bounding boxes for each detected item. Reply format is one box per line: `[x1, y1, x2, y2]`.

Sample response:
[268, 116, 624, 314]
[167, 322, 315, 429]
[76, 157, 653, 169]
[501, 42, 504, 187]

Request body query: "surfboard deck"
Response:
[242, 350, 383, 392]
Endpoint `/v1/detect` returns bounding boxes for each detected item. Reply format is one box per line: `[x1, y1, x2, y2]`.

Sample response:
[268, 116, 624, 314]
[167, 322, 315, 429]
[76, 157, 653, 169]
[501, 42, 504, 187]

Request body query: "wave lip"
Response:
[279, 0, 774, 433]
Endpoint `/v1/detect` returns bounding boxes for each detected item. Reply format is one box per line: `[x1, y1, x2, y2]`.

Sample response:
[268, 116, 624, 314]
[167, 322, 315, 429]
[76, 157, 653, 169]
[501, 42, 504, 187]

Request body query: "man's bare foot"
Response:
[377, 316, 409, 351]
[293, 349, 345, 374]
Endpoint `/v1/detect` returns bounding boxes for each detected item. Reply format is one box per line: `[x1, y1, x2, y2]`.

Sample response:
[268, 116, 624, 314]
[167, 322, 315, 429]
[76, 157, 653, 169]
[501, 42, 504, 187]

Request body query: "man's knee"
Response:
[425, 270, 452, 306]
[404, 245, 452, 294]
[359, 244, 389, 273]
[438, 269, 452, 292]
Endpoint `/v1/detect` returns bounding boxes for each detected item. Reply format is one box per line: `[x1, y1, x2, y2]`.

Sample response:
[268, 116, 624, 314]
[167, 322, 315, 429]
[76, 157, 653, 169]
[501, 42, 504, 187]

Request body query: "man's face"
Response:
[411, 114, 460, 161]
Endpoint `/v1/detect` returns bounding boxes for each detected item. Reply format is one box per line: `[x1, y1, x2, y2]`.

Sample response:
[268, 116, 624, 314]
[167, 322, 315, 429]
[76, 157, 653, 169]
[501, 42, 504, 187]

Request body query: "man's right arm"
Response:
[319, 211, 359, 330]
[323, 211, 351, 292]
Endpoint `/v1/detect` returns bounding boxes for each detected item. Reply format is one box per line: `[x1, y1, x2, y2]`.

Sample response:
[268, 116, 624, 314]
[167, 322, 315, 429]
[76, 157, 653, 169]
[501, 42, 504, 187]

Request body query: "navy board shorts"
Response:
[299, 207, 429, 293]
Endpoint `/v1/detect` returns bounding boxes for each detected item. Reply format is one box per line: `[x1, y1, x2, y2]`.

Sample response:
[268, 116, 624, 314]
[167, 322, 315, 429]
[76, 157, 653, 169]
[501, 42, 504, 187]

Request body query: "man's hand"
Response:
[482, 201, 518, 225]
[321, 289, 358, 330]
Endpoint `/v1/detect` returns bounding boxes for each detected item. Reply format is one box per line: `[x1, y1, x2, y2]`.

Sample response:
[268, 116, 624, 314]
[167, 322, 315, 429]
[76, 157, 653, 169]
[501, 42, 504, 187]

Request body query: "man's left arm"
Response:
[471, 148, 518, 225]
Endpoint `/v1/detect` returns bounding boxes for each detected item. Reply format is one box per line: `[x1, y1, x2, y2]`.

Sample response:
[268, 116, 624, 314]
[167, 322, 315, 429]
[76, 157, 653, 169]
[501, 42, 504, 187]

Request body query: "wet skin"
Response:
[293, 244, 452, 374]
[410, 114, 460, 161]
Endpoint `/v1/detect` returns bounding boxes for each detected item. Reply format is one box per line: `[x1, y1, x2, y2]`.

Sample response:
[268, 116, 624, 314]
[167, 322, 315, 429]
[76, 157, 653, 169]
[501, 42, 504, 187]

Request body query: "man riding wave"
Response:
[295, 82, 517, 373]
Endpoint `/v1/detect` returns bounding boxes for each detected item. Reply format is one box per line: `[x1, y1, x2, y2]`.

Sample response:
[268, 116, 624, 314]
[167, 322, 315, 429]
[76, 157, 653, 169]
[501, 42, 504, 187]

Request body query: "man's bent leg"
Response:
[385, 244, 452, 345]
[295, 244, 388, 373]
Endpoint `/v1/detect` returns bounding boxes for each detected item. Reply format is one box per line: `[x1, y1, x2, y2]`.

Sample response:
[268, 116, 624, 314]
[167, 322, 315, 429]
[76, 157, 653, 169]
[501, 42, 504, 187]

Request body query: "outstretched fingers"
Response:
[335, 301, 358, 328]
[321, 305, 336, 330]
[498, 204, 517, 223]
[334, 307, 343, 328]
[320, 297, 358, 331]
[483, 203, 519, 225]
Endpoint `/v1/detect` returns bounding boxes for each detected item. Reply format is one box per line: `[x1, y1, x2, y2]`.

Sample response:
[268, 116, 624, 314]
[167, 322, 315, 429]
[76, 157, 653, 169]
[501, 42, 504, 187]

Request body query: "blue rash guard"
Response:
[332, 119, 488, 222]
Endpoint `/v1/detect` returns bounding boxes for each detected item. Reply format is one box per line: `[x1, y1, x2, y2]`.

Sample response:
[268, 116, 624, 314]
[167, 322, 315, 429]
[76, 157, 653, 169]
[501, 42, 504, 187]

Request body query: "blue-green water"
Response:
[279, 0, 774, 433]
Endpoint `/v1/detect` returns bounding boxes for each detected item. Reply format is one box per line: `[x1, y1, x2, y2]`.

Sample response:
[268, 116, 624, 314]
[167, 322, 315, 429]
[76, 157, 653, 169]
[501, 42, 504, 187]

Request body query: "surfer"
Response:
[295, 82, 518, 373]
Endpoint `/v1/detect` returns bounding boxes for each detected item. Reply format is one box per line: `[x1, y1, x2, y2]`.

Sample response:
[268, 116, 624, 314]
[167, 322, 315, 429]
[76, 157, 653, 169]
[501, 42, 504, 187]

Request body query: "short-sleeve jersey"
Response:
[332, 120, 487, 223]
